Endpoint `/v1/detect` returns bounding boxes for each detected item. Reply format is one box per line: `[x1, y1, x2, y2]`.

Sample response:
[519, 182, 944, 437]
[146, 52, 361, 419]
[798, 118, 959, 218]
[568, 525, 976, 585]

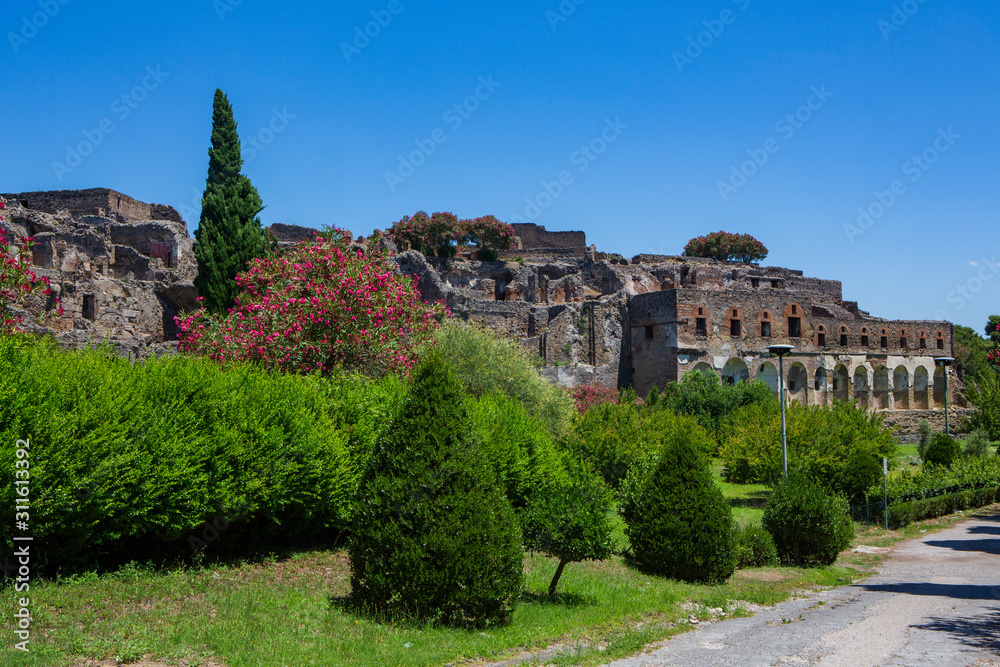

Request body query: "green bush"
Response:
[924, 433, 961, 468]
[964, 372, 1000, 441]
[432, 321, 574, 436]
[888, 486, 998, 528]
[917, 419, 933, 461]
[656, 372, 775, 449]
[0, 335, 355, 572]
[620, 437, 735, 584]
[733, 524, 779, 569]
[348, 353, 523, 627]
[963, 430, 991, 458]
[762, 476, 853, 567]
[565, 402, 714, 489]
[872, 455, 1000, 504]
[522, 459, 614, 595]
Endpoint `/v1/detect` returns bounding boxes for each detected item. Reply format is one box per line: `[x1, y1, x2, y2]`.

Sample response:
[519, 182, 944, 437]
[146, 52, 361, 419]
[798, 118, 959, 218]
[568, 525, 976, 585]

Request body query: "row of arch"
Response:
[691, 359, 949, 411]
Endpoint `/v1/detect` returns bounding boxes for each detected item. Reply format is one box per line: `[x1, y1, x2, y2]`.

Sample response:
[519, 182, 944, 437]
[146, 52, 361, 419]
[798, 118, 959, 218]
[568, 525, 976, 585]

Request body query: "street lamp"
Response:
[767, 344, 794, 478]
[934, 357, 955, 435]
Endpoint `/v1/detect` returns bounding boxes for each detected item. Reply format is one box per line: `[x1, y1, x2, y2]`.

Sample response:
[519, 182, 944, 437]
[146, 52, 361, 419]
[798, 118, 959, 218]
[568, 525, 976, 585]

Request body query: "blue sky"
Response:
[2, 0, 998, 332]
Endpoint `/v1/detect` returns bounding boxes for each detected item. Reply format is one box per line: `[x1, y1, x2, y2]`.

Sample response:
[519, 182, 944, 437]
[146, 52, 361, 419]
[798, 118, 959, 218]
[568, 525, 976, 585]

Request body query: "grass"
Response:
[713, 460, 769, 527]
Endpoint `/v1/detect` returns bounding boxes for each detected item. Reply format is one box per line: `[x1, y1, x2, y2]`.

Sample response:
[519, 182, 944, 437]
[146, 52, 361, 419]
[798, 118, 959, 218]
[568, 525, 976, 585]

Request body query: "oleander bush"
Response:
[620, 436, 735, 584]
[0, 334, 355, 573]
[762, 476, 853, 567]
[349, 353, 523, 627]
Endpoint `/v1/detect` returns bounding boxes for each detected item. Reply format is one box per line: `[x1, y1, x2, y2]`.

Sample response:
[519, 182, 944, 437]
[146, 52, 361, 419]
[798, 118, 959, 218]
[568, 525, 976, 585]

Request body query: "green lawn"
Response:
[712, 460, 769, 527]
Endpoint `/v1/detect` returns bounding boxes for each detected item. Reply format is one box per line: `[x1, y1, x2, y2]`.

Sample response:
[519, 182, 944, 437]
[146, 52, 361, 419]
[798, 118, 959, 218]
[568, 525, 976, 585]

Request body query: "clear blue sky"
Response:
[2, 0, 997, 332]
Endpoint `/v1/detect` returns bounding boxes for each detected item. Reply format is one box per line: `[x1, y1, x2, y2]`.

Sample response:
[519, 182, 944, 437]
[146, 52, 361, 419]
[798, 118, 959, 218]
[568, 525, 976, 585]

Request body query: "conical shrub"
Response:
[348, 352, 523, 627]
[620, 437, 735, 583]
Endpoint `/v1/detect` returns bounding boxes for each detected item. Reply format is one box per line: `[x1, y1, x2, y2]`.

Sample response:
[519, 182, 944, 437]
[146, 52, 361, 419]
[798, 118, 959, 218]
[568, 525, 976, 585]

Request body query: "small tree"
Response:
[683, 232, 768, 263]
[388, 212, 515, 260]
[923, 433, 962, 468]
[522, 459, 614, 595]
[349, 352, 524, 627]
[620, 438, 735, 584]
[177, 230, 444, 377]
[194, 89, 270, 313]
[763, 476, 853, 567]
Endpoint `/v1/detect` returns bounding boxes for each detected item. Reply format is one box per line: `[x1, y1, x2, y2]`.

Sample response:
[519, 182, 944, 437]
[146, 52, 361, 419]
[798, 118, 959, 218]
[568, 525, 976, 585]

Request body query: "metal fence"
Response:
[849, 501, 886, 525]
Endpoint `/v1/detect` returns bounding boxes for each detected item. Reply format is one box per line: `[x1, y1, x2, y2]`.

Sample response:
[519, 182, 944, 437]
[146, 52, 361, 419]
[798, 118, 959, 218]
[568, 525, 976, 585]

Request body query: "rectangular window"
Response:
[730, 320, 741, 337]
[815, 380, 821, 391]
[82, 294, 96, 321]
[880, 336, 888, 349]
[750, 278, 760, 288]
[788, 317, 802, 338]
[645, 326, 653, 339]
[771, 279, 784, 289]
[832, 379, 840, 391]
[920, 338, 927, 349]
[818, 333, 826, 347]
[840, 334, 848, 346]
[900, 337, 907, 349]
[761, 321, 772, 338]
[861, 335, 869, 347]
[696, 318, 707, 337]
[937, 339, 944, 350]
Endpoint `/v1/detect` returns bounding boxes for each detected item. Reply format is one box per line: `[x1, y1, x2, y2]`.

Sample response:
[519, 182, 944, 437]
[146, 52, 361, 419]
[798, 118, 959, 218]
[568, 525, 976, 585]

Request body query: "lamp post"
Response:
[767, 344, 794, 478]
[934, 357, 955, 436]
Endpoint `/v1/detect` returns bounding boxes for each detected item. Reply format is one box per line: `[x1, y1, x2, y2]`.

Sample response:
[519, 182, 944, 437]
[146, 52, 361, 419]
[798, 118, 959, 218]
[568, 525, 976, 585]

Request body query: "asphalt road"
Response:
[602, 510, 1000, 667]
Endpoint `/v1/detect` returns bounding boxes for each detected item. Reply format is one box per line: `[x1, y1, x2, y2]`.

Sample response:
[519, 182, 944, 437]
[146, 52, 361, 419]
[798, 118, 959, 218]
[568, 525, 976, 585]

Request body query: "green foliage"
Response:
[873, 454, 1000, 504]
[917, 419, 933, 461]
[733, 525, 779, 569]
[963, 430, 991, 458]
[888, 486, 998, 529]
[349, 353, 523, 627]
[656, 373, 775, 449]
[762, 476, 853, 567]
[0, 335, 355, 572]
[954, 324, 995, 383]
[620, 438, 735, 584]
[964, 371, 1000, 441]
[522, 459, 615, 594]
[566, 401, 714, 489]
[432, 320, 574, 436]
[719, 400, 896, 501]
[923, 433, 961, 468]
[194, 89, 270, 313]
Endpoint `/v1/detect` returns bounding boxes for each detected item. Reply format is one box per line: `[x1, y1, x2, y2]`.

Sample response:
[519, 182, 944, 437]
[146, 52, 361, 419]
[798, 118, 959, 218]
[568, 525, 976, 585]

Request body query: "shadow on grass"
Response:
[520, 590, 595, 607]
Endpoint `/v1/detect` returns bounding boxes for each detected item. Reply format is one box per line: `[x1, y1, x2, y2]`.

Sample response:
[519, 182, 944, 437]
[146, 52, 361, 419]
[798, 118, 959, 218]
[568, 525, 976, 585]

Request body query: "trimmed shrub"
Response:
[0, 335, 355, 573]
[924, 433, 961, 468]
[433, 320, 574, 436]
[762, 476, 853, 567]
[620, 437, 735, 584]
[733, 524, 779, 569]
[522, 459, 614, 595]
[349, 353, 523, 627]
[889, 486, 998, 528]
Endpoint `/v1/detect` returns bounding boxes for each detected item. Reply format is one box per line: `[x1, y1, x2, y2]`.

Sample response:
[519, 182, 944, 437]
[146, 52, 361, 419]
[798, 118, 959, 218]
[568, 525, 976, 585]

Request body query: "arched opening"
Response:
[728, 308, 744, 338]
[839, 326, 849, 347]
[860, 327, 870, 348]
[722, 358, 749, 385]
[917, 330, 928, 350]
[898, 329, 909, 350]
[785, 303, 803, 338]
[759, 311, 773, 338]
[893, 366, 910, 410]
[935, 331, 946, 351]
[873, 366, 890, 410]
[914, 366, 930, 409]
[854, 367, 870, 408]
[788, 362, 808, 405]
[691, 362, 716, 379]
[757, 361, 779, 396]
[815, 325, 828, 348]
[833, 365, 850, 401]
[933, 366, 947, 407]
[879, 328, 890, 350]
[814, 368, 829, 406]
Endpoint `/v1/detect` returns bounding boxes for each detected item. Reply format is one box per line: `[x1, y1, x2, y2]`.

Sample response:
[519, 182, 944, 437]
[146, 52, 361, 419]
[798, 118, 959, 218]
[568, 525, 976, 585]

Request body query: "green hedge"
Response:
[871, 456, 1000, 505]
[0, 335, 356, 572]
[887, 486, 999, 529]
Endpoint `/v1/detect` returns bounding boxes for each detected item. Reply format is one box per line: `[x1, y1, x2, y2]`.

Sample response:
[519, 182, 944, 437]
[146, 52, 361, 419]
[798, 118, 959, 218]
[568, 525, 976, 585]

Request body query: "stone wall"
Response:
[511, 223, 587, 251]
[0, 189, 181, 224]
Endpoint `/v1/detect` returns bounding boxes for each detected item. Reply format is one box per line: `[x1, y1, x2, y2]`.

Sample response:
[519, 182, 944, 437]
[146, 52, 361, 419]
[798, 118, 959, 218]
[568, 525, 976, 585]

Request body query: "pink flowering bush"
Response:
[989, 323, 999, 364]
[683, 232, 768, 264]
[389, 211, 515, 260]
[175, 228, 446, 376]
[571, 383, 622, 413]
[1, 200, 62, 332]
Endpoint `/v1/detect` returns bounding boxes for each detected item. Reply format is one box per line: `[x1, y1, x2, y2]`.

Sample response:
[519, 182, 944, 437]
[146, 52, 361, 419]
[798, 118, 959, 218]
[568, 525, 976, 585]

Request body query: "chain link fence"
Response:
[849, 501, 887, 525]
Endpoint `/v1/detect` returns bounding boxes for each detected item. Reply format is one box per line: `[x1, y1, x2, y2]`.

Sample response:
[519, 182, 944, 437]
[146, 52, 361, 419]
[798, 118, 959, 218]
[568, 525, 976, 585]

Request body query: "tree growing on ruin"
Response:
[176, 228, 445, 377]
[388, 212, 515, 260]
[194, 89, 270, 314]
[683, 232, 768, 263]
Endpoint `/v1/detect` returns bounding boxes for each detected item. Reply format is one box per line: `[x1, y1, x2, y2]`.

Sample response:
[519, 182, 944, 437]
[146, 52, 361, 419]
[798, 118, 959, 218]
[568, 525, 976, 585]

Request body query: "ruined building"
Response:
[1, 188, 961, 435]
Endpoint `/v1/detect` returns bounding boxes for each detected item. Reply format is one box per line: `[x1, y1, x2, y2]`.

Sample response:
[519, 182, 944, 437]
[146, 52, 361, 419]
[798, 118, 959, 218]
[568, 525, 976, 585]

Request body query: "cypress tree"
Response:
[193, 89, 269, 313]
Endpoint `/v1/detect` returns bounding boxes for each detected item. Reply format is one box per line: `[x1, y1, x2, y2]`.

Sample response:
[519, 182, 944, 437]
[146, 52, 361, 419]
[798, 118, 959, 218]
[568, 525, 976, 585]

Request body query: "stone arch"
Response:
[832, 364, 850, 401]
[814, 368, 829, 406]
[788, 362, 808, 405]
[873, 366, 890, 410]
[722, 358, 749, 385]
[757, 361, 779, 396]
[691, 362, 716, 378]
[727, 307, 745, 338]
[854, 366, 870, 408]
[914, 366, 930, 409]
[893, 365, 910, 410]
